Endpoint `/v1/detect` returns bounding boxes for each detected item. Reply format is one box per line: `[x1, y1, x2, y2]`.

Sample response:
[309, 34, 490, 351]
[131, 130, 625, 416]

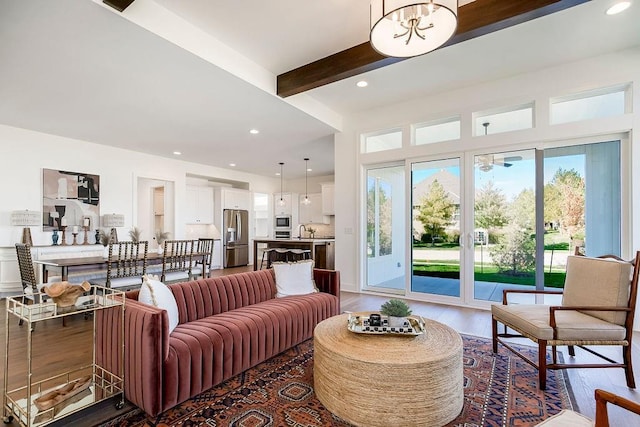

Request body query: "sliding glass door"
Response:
[365, 165, 406, 292]
[362, 140, 622, 304]
[411, 158, 462, 298]
[473, 149, 536, 302]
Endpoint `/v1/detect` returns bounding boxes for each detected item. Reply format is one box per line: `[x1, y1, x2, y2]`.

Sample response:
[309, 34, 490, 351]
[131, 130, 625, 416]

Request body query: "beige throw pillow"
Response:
[272, 260, 317, 298]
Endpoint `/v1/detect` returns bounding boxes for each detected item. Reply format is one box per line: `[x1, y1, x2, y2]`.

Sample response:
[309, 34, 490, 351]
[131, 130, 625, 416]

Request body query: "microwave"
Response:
[275, 215, 291, 230]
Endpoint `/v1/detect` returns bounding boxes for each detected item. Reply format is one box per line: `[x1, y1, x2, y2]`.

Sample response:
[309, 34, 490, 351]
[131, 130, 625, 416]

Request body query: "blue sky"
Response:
[413, 153, 585, 200]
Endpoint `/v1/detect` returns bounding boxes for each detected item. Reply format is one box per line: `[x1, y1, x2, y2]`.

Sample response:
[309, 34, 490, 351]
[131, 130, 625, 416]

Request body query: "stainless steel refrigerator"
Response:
[223, 209, 249, 267]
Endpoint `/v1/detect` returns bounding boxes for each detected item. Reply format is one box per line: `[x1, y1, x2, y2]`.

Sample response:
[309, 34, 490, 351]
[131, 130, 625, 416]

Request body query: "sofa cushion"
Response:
[272, 260, 317, 297]
[491, 303, 627, 341]
[163, 291, 339, 409]
[139, 275, 179, 333]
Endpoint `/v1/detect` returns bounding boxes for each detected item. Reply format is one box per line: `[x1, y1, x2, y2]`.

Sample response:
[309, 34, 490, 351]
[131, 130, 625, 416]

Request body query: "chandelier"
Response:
[370, 0, 458, 58]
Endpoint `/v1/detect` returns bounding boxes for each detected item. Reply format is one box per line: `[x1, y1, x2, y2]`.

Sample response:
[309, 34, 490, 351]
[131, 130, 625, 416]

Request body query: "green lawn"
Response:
[412, 263, 566, 287]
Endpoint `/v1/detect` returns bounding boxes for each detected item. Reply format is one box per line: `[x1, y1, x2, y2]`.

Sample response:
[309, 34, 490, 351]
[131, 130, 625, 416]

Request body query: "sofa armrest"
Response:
[97, 296, 170, 417]
[313, 268, 340, 303]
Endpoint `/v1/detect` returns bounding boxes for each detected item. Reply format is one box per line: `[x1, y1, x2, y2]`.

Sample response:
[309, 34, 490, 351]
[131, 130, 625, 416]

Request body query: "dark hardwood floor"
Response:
[1, 266, 638, 425]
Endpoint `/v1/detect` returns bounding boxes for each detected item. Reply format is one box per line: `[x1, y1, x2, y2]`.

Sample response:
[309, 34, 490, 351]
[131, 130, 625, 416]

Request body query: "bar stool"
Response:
[286, 249, 312, 262]
[260, 248, 291, 269]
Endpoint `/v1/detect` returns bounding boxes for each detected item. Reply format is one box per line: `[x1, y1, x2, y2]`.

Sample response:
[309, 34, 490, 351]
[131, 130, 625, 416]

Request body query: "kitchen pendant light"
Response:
[302, 158, 311, 205]
[278, 162, 286, 207]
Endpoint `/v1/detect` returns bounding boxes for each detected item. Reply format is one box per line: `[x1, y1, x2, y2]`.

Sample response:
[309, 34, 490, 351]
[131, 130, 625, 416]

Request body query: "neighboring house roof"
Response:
[412, 169, 460, 206]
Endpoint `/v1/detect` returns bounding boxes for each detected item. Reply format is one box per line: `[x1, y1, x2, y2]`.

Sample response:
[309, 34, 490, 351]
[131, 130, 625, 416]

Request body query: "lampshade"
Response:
[11, 210, 41, 226]
[101, 213, 125, 227]
[11, 210, 40, 246]
[370, 0, 458, 58]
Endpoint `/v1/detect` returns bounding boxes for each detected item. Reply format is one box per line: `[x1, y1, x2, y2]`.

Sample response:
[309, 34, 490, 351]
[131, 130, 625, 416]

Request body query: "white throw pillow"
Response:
[272, 260, 317, 298]
[138, 274, 179, 333]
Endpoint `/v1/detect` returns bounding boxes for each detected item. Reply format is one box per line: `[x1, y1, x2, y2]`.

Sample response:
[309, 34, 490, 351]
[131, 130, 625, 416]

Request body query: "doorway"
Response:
[137, 177, 175, 249]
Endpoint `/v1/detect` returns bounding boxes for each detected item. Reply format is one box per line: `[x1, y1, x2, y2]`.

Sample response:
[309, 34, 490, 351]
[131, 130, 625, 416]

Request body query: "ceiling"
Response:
[0, 0, 638, 179]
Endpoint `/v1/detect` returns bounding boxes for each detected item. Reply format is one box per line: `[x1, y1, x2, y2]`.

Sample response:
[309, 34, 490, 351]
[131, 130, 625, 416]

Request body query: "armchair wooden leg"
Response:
[568, 345, 575, 357]
[623, 344, 636, 388]
[492, 317, 498, 353]
[539, 340, 547, 390]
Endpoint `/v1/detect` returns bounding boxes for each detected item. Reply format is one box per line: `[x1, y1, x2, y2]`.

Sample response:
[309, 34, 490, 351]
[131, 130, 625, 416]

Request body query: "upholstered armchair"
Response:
[492, 251, 640, 390]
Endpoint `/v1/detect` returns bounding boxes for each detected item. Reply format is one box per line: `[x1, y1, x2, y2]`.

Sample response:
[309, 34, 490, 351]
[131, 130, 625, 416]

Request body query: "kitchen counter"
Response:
[253, 238, 335, 270]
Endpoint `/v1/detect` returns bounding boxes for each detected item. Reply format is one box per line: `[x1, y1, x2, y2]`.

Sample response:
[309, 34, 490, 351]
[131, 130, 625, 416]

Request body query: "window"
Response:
[414, 117, 461, 145]
[362, 129, 402, 153]
[474, 103, 534, 136]
[550, 86, 627, 125]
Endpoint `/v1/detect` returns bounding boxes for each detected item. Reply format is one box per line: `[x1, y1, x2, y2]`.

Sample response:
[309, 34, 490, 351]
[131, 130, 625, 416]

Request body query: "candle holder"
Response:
[72, 232, 79, 246]
[60, 226, 68, 246]
[82, 226, 90, 245]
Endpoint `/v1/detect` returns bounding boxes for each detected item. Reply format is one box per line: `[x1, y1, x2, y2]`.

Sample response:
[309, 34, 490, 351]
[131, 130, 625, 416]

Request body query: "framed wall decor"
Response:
[42, 169, 100, 231]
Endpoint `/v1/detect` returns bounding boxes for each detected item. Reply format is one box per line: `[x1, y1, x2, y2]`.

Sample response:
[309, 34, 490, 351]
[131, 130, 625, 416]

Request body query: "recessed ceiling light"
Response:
[307, 168, 312, 172]
[606, 1, 631, 15]
[173, 151, 182, 155]
[356, 80, 368, 88]
[275, 172, 281, 176]
[249, 129, 259, 134]
[229, 163, 236, 167]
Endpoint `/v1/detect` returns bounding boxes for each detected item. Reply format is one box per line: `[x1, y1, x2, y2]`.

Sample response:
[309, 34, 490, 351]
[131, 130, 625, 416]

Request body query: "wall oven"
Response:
[275, 230, 291, 239]
[274, 215, 291, 230]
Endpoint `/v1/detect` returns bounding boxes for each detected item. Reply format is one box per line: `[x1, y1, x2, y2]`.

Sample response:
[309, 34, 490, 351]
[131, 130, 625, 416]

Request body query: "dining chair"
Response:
[161, 239, 195, 283]
[193, 238, 214, 279]
[15, 243, 41, 326]
[492, 251, 640, 390]
[90, 241, 148, 290]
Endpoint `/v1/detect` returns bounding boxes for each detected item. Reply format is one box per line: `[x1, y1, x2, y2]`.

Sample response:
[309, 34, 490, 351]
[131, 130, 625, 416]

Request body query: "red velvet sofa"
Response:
[97, 268, 340, 417]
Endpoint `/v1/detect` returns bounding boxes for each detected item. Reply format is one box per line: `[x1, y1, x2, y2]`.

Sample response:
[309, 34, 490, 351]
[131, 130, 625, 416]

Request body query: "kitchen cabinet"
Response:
[186, 186, 214, 224]
[222, 188, 251, 211]
[298, 193, 329, 224]
[321, 183, 335, 216]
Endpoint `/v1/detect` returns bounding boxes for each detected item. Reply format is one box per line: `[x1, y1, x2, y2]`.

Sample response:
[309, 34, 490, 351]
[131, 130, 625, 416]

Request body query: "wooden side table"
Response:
[314, 314, 464, 427]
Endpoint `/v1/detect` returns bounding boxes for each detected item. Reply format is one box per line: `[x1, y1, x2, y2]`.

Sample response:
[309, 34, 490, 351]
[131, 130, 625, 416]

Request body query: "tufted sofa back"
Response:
[167, 269, 276, 324]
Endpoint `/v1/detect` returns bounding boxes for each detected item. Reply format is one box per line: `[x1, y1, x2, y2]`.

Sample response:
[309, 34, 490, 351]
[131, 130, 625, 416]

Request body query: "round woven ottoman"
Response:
[314, 314, 463, 427]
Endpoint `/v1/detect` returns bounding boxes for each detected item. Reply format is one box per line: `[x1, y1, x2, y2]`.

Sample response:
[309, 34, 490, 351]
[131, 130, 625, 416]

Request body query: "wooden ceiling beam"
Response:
[277, 0, 590, 97]
[103, 0, 136, 13]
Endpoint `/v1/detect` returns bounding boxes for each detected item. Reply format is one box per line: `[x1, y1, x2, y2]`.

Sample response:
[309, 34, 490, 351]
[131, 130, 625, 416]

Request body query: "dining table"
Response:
[34, 252, 206, 283]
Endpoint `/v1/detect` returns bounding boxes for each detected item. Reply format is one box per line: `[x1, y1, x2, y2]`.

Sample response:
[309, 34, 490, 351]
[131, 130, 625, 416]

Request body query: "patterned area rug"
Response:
[101, 334, 575, 427]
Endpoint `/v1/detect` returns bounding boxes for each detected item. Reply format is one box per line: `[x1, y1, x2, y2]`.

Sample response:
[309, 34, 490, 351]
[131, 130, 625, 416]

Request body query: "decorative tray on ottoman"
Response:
[347, 312, 426, 336]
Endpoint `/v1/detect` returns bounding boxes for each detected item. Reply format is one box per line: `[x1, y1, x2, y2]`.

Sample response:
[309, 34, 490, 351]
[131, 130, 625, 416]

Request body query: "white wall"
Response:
[334, 48, 640, 295]
[0, 124, 282, 248]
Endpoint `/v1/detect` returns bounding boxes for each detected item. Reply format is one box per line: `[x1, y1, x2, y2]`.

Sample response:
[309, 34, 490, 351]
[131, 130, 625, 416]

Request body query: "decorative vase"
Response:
[157, 246, 163, 255]
[52, 230, 59, 246]
[95, 229, 100, 244]
[387, 316, 407, 328]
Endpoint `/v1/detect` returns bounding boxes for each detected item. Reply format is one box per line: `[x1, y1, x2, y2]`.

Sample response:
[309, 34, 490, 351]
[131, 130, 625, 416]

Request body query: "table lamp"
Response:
[11, 210, 41, 246]
[101, 213, 125, 243]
